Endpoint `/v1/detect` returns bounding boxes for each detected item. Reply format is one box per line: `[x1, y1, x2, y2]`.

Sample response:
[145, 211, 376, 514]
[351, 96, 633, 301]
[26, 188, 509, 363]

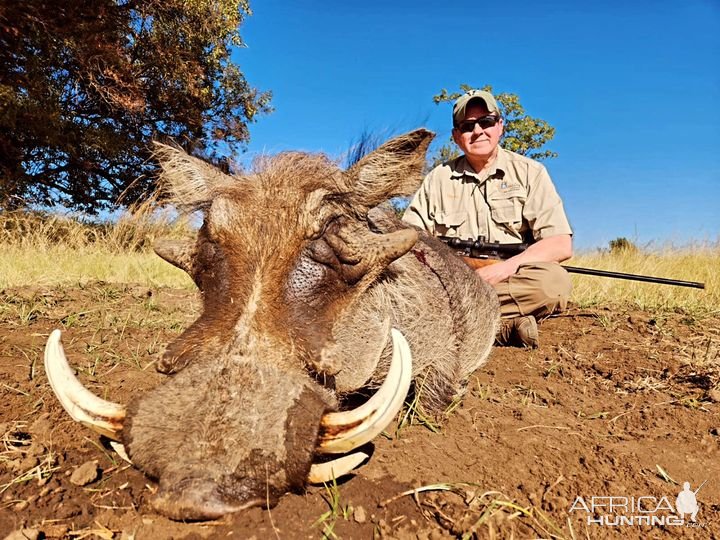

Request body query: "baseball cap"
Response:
[452, 90, 501, 126]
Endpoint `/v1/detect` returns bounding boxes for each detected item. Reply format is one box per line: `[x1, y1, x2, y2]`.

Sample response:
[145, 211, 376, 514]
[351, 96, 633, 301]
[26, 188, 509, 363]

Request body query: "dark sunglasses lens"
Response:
[478, 116, 498, 129]
[458, 116, 498, 133]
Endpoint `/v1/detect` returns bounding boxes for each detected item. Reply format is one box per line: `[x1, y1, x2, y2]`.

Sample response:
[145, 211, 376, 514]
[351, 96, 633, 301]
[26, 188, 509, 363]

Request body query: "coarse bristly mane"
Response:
[344, 130, 385, 169]
[154, 129, 428, 217]
[153, 144, 350, 214]
[248, 151, 345, 194]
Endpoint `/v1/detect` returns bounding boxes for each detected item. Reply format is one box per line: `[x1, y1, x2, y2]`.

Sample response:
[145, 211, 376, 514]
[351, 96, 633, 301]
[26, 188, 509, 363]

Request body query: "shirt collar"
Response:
[450, 149, 507, 183]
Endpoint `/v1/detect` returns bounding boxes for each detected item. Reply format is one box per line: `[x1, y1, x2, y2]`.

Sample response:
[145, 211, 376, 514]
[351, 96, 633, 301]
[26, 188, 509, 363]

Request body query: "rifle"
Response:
[694, 479, 708, 495]
[438, 236, 705, 290]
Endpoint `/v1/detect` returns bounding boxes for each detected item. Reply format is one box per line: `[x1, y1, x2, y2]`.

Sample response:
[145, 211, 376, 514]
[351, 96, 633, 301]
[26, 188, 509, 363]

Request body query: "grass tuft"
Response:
[313, 476, 352, 540]
[570, 242, 719, 316]
[0, 202, 195, 289]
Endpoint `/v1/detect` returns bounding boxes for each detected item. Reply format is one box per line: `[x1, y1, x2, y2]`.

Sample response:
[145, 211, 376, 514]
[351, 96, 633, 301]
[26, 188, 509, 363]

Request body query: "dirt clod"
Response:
[70, 460, 99, 486]
[29, 415, 53, 446]
[41, 524, 69, 538]
[353, 505, 367, 523]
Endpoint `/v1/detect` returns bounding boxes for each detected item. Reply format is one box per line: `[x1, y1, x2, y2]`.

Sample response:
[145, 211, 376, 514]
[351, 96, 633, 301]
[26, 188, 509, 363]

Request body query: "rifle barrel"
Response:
[562, 266, 705, 289]
[436, 237, 706, 289]
[694, 479, 708, 495]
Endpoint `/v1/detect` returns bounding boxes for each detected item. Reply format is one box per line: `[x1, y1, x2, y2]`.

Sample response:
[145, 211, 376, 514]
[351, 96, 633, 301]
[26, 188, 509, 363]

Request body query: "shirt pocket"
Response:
[434, 211, 466, 237]
[488, 193, 524, 225]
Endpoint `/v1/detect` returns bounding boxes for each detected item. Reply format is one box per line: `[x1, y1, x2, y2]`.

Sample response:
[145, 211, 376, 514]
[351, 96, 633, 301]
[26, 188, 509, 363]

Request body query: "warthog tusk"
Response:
[307, 452, 370, 484]
[44, 329, 126, 441]
[317, 328, 412, 454]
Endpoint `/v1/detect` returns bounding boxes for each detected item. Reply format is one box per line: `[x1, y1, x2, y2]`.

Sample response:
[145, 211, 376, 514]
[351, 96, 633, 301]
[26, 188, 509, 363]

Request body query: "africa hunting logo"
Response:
[569, 480, 708, 528]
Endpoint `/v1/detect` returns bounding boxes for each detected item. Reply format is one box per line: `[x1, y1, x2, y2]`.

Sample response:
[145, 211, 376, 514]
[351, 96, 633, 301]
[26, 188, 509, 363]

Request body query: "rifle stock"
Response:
[461, 256, 501, 270]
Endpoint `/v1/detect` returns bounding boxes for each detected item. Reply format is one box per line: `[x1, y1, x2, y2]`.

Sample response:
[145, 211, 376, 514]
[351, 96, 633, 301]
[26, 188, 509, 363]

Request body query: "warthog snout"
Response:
[46, 326, 412, 520]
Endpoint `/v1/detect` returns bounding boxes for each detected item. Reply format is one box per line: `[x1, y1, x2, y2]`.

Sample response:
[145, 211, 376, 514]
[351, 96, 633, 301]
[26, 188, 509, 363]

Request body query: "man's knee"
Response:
[504, 262, 572, 319]
[534, 262, 572, 313]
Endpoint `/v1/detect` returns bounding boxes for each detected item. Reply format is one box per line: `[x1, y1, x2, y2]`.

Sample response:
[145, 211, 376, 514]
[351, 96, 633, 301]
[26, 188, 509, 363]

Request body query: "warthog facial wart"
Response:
[44, 128, 500, 521]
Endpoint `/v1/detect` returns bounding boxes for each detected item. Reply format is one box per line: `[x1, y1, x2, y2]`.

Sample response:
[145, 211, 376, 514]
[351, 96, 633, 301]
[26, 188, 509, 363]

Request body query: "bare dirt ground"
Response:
[1, 284, 718, 539]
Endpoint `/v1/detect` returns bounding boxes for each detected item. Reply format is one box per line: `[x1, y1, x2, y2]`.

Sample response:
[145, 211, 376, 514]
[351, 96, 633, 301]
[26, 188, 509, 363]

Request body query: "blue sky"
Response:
[234, 0, 719, 250]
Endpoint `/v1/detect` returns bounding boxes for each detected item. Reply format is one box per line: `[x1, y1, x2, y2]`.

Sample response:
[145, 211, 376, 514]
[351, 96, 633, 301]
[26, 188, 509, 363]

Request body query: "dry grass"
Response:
[0, 422, 60, 497]
[569, 244, 719, 316]
[379, 483, 570, 539]
[0, 202, 194, 289]
[1, 207, 717, 315]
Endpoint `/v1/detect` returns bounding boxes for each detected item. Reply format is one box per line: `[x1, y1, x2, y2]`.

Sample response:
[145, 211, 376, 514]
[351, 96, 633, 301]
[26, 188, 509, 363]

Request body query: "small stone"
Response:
[12, 500, 29, 511]
[41, 525, 69, 538]
[18, 456, 38, 471]
[707, 389, 720, 403]
[3, 529, 40, 540]
[54, 503, 81, 519]
[70, 461, 99, 486]
[353, 505, 367, 523]
[29, 414, 53, 446]
[554, 496, 570, 510]
[5, 459, 22, 472]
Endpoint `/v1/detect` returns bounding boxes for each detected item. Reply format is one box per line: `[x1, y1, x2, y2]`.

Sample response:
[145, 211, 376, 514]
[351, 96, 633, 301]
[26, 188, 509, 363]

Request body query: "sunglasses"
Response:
[456, 115, 501, 133]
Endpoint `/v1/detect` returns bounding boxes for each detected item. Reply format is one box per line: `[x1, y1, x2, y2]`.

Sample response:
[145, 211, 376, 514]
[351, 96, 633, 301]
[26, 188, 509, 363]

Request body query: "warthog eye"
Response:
[306, 238, 338, 267]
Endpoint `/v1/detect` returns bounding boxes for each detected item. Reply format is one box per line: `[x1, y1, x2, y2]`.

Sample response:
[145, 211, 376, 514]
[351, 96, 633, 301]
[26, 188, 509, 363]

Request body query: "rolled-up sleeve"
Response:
[402, 178, 434, 232]
[522, 165, 573, 240]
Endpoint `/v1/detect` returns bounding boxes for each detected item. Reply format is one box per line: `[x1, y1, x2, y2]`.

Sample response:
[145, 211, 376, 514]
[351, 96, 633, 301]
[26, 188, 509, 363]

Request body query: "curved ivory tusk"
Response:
[317, 328, 412, 454]
[44, 329, 126, 441]
[307, 452, 369, 484]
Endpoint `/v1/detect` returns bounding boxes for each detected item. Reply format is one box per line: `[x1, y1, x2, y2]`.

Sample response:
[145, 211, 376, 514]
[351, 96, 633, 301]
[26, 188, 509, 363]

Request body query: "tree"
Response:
[430, 84, 557, 168]
[0, 0, 271, 213]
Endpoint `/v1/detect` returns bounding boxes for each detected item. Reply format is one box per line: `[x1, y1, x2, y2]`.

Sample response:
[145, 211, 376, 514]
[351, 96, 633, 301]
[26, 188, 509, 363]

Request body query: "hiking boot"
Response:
[496, 315, 539, 348]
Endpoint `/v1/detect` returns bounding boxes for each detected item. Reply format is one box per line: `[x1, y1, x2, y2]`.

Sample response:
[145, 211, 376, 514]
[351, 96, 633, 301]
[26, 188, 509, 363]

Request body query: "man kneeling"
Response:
[403, 89, 573, 348]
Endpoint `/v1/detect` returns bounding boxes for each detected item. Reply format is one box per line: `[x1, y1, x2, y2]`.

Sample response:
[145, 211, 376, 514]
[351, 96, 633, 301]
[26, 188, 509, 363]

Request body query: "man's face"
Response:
[452, 102, 504, 163]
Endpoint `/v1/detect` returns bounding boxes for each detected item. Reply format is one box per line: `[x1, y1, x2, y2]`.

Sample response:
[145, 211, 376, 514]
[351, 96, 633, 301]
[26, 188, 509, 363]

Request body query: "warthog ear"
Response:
[343, 129, 434, 209]
[153, 142, 237, 210]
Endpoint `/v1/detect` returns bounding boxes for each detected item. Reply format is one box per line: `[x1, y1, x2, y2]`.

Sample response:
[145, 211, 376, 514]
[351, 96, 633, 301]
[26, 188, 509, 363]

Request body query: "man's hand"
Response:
[474, 235, 573, 285]
[475, 259, 519, 285]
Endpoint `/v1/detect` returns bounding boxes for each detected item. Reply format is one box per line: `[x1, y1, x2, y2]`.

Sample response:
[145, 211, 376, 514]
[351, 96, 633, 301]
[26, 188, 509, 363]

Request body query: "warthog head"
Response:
[45, 129, 500, 520]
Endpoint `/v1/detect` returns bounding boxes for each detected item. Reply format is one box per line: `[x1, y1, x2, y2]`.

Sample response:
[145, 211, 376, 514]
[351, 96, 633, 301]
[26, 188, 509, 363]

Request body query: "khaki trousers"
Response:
[493, 262, 572, 320]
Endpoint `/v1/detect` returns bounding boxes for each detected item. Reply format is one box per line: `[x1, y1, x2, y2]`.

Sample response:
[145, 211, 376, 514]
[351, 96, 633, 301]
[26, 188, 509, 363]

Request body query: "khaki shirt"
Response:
[402, 148, 572, 243]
